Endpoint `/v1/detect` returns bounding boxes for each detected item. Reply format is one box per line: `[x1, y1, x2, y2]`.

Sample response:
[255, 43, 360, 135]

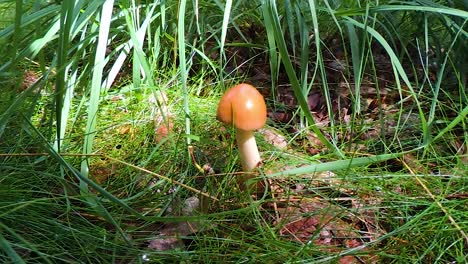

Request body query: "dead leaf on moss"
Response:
[304, 131, 325, 155]
[89, 162, 117, 184]
[150, 92, 175, 143]
[154, 120, 174, 143]
[148, 236, 184, 251]
[118, 124, 132, 135]
[20, 70, 39, 92]
[260, 128, 288, 149]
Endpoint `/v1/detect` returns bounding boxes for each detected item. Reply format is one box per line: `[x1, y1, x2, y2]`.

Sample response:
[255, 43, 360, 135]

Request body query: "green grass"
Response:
[1, 0, 467, 263]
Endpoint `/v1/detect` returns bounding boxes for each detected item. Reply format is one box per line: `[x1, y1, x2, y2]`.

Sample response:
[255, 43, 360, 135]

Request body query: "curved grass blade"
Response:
[261, 1, 278, 99]
[55, 0, 75, 152]
[0, 4, 60, 39]
[0, 222, 52, 264]
[219, 0, 233, 64]
[122, 6, 156, 87]
[432, 105, 468, 143]
[268, 152, 402, 178]
[177, 0, 191, 147]
[307, 0, 336, 138]
[334, 5, 468, 19]
[0, 231, 25, 264]
[81, 0, 114, 193]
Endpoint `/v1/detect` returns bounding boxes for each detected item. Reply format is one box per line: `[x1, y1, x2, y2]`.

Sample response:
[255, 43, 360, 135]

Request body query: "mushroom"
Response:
[216, 83, 267, 175]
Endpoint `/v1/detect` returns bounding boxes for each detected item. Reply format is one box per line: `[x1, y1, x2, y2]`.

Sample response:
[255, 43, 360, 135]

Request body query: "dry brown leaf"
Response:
[20, 70, 39, 92]
[150, 92, 175, 143]
[154, 120, 174, 143]
[148, 236, 184, 251]
[89, 162, 117, 184]
[260, 128, 288, 149]
[338, 255, 360, 264]
[118, 124, 132, 135]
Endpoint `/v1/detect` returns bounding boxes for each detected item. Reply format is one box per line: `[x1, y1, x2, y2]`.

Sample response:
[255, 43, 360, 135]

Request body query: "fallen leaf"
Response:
[338, 255, 359, 264]
[148, 237, 184, 251]
[150, 91, 175, 143]
[260, 128, 288, 149]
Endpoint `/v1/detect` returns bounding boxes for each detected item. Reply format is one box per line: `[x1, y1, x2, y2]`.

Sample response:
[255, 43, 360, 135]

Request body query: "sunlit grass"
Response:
[1, 0, 467, 262]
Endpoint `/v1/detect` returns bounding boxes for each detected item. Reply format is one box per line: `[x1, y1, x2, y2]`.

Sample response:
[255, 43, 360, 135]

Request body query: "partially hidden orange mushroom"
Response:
[216, 83, 267, 174]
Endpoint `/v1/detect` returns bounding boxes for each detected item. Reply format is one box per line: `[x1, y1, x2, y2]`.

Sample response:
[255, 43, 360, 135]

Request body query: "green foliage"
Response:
[0, 0, 467, 262]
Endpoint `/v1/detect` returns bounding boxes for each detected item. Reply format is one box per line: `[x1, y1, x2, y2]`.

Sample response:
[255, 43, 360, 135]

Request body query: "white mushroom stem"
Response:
[235, 129, 261, 172]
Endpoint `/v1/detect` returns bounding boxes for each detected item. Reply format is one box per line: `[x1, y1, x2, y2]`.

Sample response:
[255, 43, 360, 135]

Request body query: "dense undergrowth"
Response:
[1, 0, 467, 263]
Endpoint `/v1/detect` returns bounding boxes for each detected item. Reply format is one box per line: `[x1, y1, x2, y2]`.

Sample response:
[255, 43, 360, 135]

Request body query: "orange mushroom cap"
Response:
[217, 83, 267, 131]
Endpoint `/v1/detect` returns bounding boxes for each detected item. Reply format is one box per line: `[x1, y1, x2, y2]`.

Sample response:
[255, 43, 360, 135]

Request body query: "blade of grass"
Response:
[131, 2, 142, 89]
[177, 0, 191, 148]
[426, 19, 466, 142]
[122, 6, 155, 87]
[0, 231, 25, 264]
[268, 152, 402, 178]
[296, 5, 310, 128]
[344, 17, 429, 145]
[401, 158, 468, 245]
[9, 0, 22, 80]
[0, 4, 60, 39]
[262, 1, 278, 100]
[263, 0, 342, 157]
[0, 219, 53, 264]
[306, 0, 336, 139]
[219, 0, 233, 65]
[334, 5, 468, 19]
[346, 21, 361, 114]
[54, 1, 75, 152]
[80, 0, 114, 200]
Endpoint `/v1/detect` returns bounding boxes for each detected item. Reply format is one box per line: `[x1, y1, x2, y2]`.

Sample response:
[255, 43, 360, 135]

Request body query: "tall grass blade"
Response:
[335, 5, 468, 19]
[10, 0, 22, 72]
[0, 230, 25, 264]
[427, 20, 465, 136]
[105, 1, 157, 90]
[262, 1, 278, 99]
[54, 1, 75, 152]
[0, 222, 52, 264]
[123, 6, 155, 87]
[307, 0, 336, 139]
[297, 5, 310, 128]
[178, 0, 191, 147]
[81, 0, 114, 195]
[344, 17, 429, 144]
[219, 0, 233, 65]
[346, 23, 361, 114]
[263, 0, 342, 157]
